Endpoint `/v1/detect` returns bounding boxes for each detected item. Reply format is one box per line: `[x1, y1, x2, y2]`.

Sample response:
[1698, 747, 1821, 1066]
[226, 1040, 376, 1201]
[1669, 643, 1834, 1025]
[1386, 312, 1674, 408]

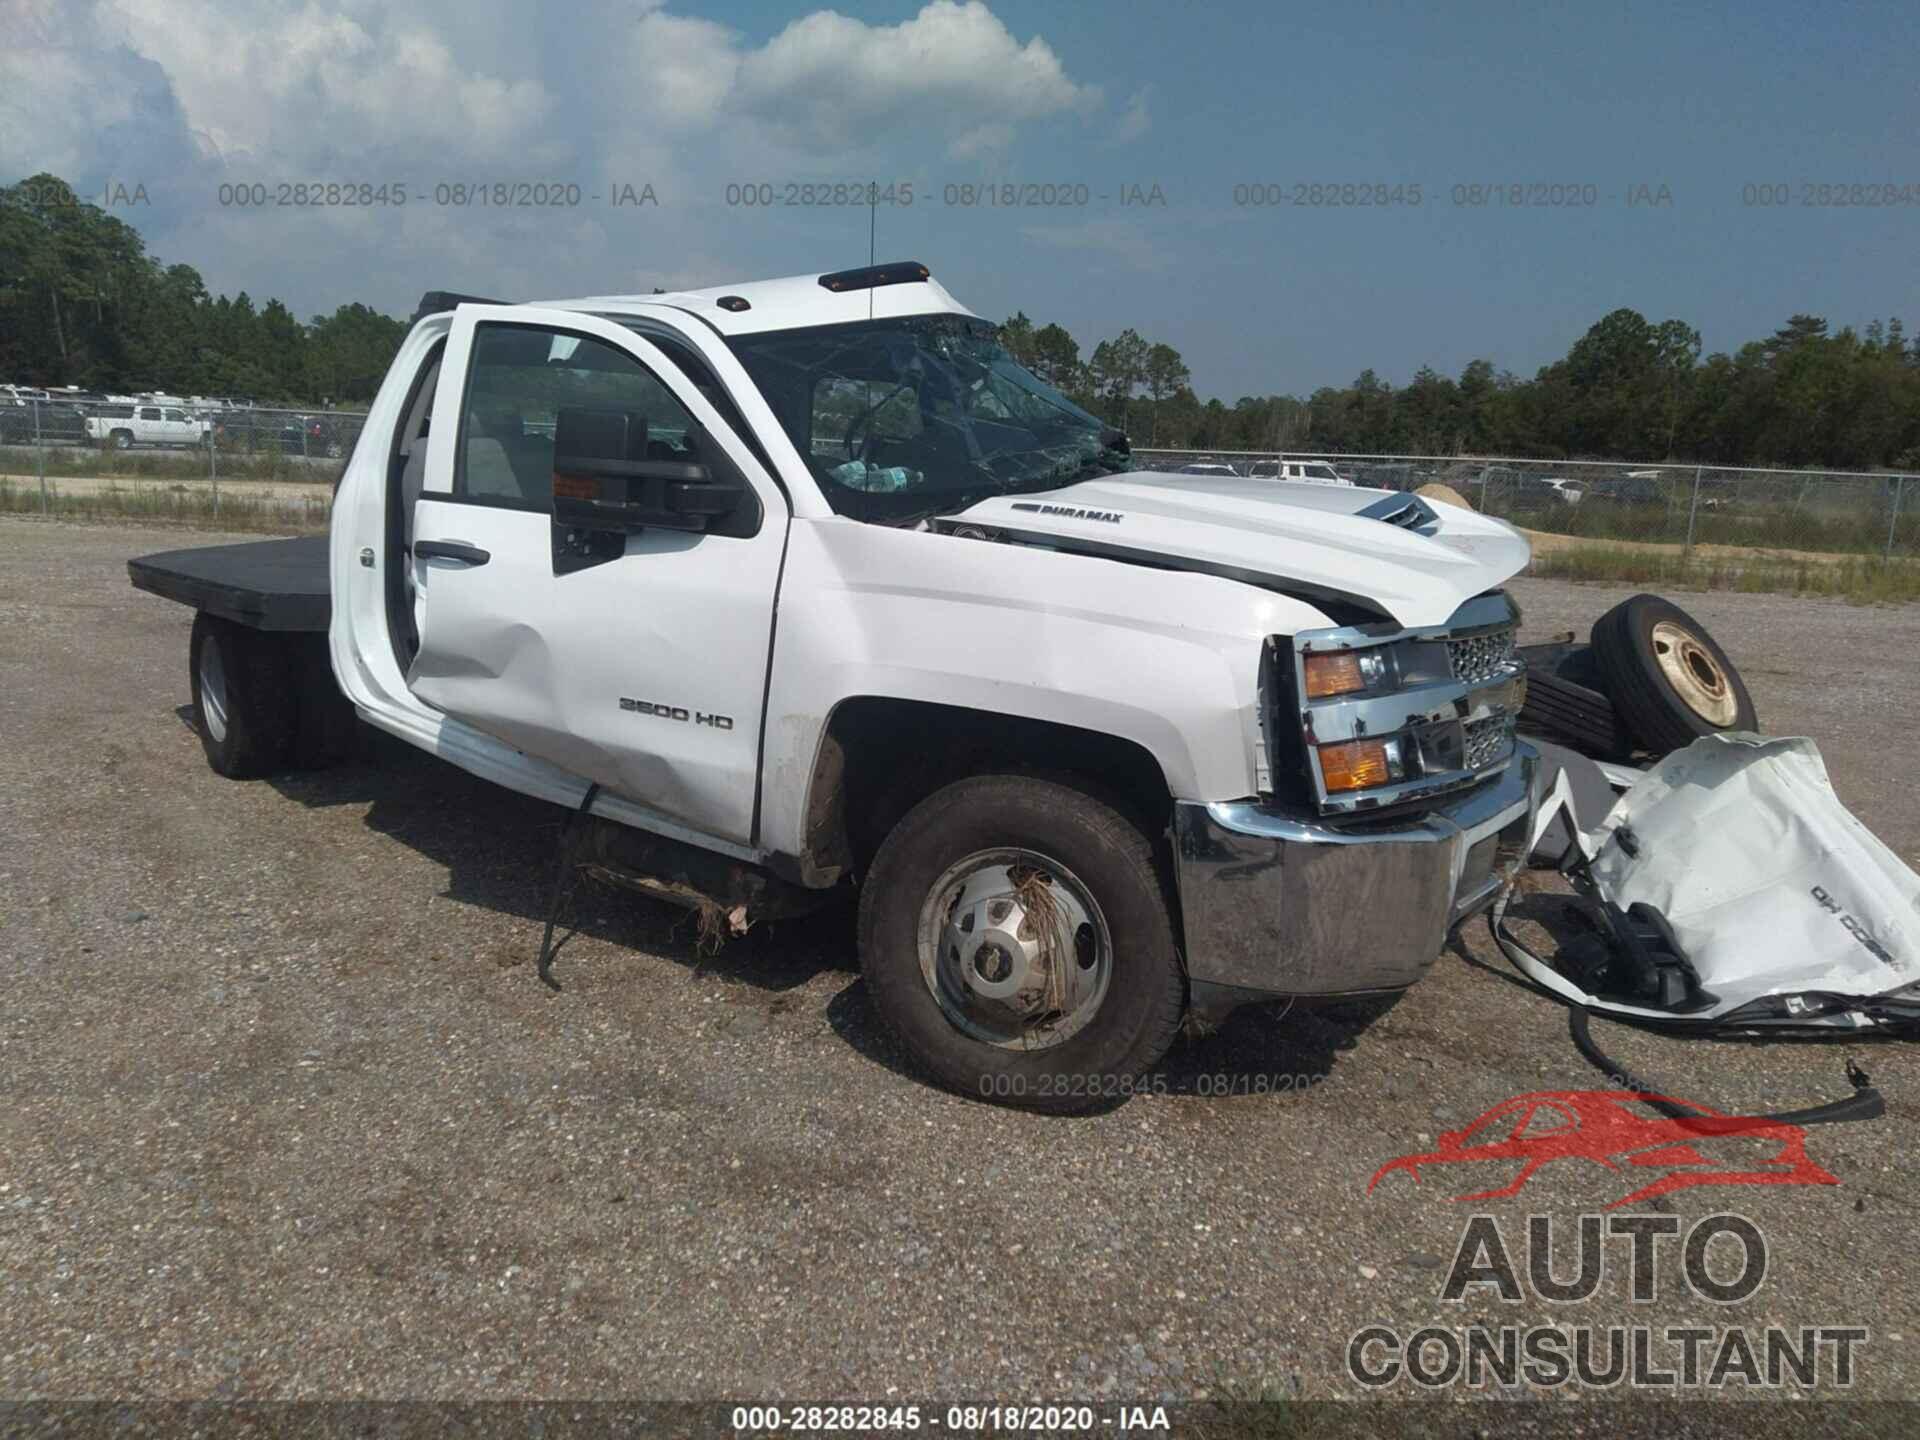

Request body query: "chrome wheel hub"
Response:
[917, 849, 1111, 1051]
[199, 640, 230, 744]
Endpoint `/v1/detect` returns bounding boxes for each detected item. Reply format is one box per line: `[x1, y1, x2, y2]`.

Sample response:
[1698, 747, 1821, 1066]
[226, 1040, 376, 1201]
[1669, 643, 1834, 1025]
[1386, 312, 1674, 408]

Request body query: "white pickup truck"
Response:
[129, 262, 1539, 1111]
[87, 401, 213, 449]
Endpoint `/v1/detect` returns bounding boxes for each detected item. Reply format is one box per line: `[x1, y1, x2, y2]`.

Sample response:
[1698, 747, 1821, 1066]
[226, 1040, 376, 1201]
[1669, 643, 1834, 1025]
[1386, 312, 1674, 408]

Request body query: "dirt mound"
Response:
[1416, 482, 1472, 510]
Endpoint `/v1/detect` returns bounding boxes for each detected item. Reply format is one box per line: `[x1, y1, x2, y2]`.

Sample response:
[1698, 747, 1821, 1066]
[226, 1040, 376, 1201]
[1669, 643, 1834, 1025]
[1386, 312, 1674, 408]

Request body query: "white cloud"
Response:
[626, 10, 744, 133]
[97, 0, 551, 165]
[1114, 85, 1153, 144]
[731, 2, 1097, 153]
[0, 1, 1105, 317]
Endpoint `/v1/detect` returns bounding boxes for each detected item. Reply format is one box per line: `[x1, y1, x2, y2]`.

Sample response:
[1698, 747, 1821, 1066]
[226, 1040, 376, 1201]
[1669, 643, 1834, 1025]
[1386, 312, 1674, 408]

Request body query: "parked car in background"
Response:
[1174, 461, 1241, 477]
[85, 402, 213, 449]
[1247, 459, 1353, 486]
[210, 411, 272, 450]
[279, 413, 352, 458]
[1476, 468, 1585, 507]
[1507, 475, 1584, 506]
[1586, 476, 1669, 506]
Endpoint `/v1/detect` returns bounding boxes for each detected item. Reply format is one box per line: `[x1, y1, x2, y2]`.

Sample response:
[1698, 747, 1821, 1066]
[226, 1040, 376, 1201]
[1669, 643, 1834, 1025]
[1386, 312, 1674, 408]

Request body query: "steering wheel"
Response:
[844, 380, 910, 463]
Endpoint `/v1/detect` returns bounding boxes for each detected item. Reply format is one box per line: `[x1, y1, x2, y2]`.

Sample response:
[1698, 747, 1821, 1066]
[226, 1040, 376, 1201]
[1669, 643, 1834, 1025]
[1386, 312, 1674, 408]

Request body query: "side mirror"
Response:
[549, 406, 746, 533]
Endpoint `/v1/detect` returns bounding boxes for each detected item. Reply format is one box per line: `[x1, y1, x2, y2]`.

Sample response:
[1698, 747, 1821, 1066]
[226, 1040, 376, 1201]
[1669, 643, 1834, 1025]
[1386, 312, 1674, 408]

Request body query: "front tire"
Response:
[189, 614, 297, 778]
[857, 776, 1185, 1113]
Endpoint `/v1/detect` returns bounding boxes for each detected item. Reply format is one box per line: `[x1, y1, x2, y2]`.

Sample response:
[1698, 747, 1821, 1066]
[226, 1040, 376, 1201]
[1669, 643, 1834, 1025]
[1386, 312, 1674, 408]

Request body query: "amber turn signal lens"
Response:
[1303, 651, 1366, 698]
[1319, 738, 1393, 793]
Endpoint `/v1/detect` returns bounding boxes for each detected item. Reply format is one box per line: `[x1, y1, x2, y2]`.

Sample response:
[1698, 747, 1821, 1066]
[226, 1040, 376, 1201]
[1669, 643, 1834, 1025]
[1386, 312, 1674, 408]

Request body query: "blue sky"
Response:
[5, 0, 1917, 398]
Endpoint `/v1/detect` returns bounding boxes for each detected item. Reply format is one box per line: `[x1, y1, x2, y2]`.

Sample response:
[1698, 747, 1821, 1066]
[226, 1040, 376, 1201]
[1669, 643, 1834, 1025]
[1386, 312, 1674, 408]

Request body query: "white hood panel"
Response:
[952, 471, 1530, 628]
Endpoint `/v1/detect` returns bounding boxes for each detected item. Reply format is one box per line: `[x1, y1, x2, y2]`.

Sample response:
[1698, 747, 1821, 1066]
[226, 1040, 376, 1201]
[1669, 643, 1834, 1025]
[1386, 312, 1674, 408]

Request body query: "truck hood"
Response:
[946, 471, 1531, 628]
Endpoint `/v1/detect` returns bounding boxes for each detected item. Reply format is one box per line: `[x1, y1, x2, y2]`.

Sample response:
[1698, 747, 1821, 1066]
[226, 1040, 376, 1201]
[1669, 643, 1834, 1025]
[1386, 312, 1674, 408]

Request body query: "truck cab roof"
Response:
[436, 262, 977, 338]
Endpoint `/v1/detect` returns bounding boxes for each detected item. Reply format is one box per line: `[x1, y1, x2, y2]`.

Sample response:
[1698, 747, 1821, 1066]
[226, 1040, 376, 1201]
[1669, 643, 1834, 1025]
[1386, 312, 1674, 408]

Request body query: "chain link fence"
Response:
[1130, 449, 1916, 562]
[3, 399, 1914, 570]
[0, 395, 363, 529]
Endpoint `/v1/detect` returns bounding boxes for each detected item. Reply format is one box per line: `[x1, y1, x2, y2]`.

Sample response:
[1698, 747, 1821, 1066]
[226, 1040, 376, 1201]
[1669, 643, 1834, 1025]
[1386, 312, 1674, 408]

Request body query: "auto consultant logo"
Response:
[1366, 1089, 1839, 1208]
[1346, 1212, 1868, 1392]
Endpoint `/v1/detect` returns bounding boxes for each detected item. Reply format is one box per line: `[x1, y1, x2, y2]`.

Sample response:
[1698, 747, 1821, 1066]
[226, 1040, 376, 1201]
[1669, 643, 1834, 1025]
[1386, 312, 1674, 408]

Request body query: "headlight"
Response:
[1317, 736, 1410, 793]
[1302, 648, 1390, 698]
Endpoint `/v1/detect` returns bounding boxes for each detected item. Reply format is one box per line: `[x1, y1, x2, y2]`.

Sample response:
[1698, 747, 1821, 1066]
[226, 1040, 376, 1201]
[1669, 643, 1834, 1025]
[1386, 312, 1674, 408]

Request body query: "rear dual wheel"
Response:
[857, 776, 1186, 1114]
[190, 614, 297, 778]
[189, 615, 356, 778]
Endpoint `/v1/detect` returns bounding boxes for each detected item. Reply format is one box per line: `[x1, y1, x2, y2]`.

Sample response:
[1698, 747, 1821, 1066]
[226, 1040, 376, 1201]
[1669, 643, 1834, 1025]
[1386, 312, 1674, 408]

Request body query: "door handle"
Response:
[414, 540, 491, 566]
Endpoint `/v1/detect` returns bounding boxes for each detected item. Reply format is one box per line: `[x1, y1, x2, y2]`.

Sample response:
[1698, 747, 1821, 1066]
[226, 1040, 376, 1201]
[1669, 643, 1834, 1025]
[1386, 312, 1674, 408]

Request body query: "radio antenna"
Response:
[868, 182, 877, 322]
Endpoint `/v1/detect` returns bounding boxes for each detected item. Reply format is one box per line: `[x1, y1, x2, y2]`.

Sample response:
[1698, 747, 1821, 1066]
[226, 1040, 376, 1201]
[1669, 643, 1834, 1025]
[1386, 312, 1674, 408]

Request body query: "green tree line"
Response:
[1, 174, 406, 404]
[7, 171, 1918, 467]
[1007, 309, 1920, 471]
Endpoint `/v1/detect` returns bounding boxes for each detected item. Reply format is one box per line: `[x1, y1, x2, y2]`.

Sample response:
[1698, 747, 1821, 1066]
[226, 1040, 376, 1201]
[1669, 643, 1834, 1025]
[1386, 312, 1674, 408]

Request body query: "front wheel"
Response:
[857, 776, 1185, 1113]
[111, 429, 134, 449]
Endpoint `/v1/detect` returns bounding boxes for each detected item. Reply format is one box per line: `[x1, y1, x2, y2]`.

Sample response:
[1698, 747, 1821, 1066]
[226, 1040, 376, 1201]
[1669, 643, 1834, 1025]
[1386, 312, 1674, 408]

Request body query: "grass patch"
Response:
[1495, 498, 1917, 556]
[0, 477, 330, 535]
[1527, 543, 1920, 603]
[0, 442, 343, 485]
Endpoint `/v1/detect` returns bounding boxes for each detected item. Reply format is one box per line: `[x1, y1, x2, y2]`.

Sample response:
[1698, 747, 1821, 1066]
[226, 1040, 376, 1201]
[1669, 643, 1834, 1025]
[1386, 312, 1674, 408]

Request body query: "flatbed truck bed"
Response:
[128, 536, 352, 776]
[127, 536, 331, 632]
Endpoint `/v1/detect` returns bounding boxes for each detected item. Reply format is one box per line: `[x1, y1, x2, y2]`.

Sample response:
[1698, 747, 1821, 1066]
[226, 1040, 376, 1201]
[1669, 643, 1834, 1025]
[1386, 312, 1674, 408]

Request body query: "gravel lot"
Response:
[4, 517, 1920, 1410]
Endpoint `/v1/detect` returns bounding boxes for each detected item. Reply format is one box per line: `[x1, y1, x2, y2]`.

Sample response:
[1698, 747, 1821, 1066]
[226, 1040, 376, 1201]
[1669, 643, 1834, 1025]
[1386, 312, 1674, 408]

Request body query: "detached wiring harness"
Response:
[1488, 883, 1885, 1130]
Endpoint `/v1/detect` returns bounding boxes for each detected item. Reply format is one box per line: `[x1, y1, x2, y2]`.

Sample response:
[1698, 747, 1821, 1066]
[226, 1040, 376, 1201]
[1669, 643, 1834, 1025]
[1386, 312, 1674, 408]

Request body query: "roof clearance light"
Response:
[716, 295, 751, 312]
[817, 261, 931, 293]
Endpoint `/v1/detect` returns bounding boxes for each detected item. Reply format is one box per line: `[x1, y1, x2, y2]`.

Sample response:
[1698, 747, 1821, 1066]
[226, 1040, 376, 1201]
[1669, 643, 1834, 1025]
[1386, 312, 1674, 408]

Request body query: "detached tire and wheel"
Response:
[189, 613, 299, 778]
[1591, 594, 1757, 755]
[858, 776, 1186, 1114]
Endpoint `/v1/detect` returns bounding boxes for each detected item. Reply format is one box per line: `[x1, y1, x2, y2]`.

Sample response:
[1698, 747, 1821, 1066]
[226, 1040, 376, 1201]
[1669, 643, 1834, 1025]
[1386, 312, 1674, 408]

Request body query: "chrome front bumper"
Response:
[1172, 744, 1539, 1002]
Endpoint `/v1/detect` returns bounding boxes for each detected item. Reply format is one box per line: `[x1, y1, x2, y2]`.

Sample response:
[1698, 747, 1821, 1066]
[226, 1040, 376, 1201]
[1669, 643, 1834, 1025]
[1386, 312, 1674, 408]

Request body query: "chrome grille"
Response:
[1447, 627, 1517, 686]
[1463, 713, 1513, 770]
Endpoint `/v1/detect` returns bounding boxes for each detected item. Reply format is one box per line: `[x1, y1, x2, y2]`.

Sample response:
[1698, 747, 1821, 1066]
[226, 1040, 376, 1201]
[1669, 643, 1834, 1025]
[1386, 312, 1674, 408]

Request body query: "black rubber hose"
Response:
[1567, 1005, 1884, 1127]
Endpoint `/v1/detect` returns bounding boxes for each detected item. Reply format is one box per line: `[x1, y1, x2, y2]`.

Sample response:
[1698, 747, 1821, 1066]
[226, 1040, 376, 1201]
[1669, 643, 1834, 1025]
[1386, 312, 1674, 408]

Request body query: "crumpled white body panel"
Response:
[1504, 734, 1920, 1024]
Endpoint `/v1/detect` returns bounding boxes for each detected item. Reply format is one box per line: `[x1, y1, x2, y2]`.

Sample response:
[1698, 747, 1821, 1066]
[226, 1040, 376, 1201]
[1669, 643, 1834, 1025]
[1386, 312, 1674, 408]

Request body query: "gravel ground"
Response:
[4, 517, 1920, 1408]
